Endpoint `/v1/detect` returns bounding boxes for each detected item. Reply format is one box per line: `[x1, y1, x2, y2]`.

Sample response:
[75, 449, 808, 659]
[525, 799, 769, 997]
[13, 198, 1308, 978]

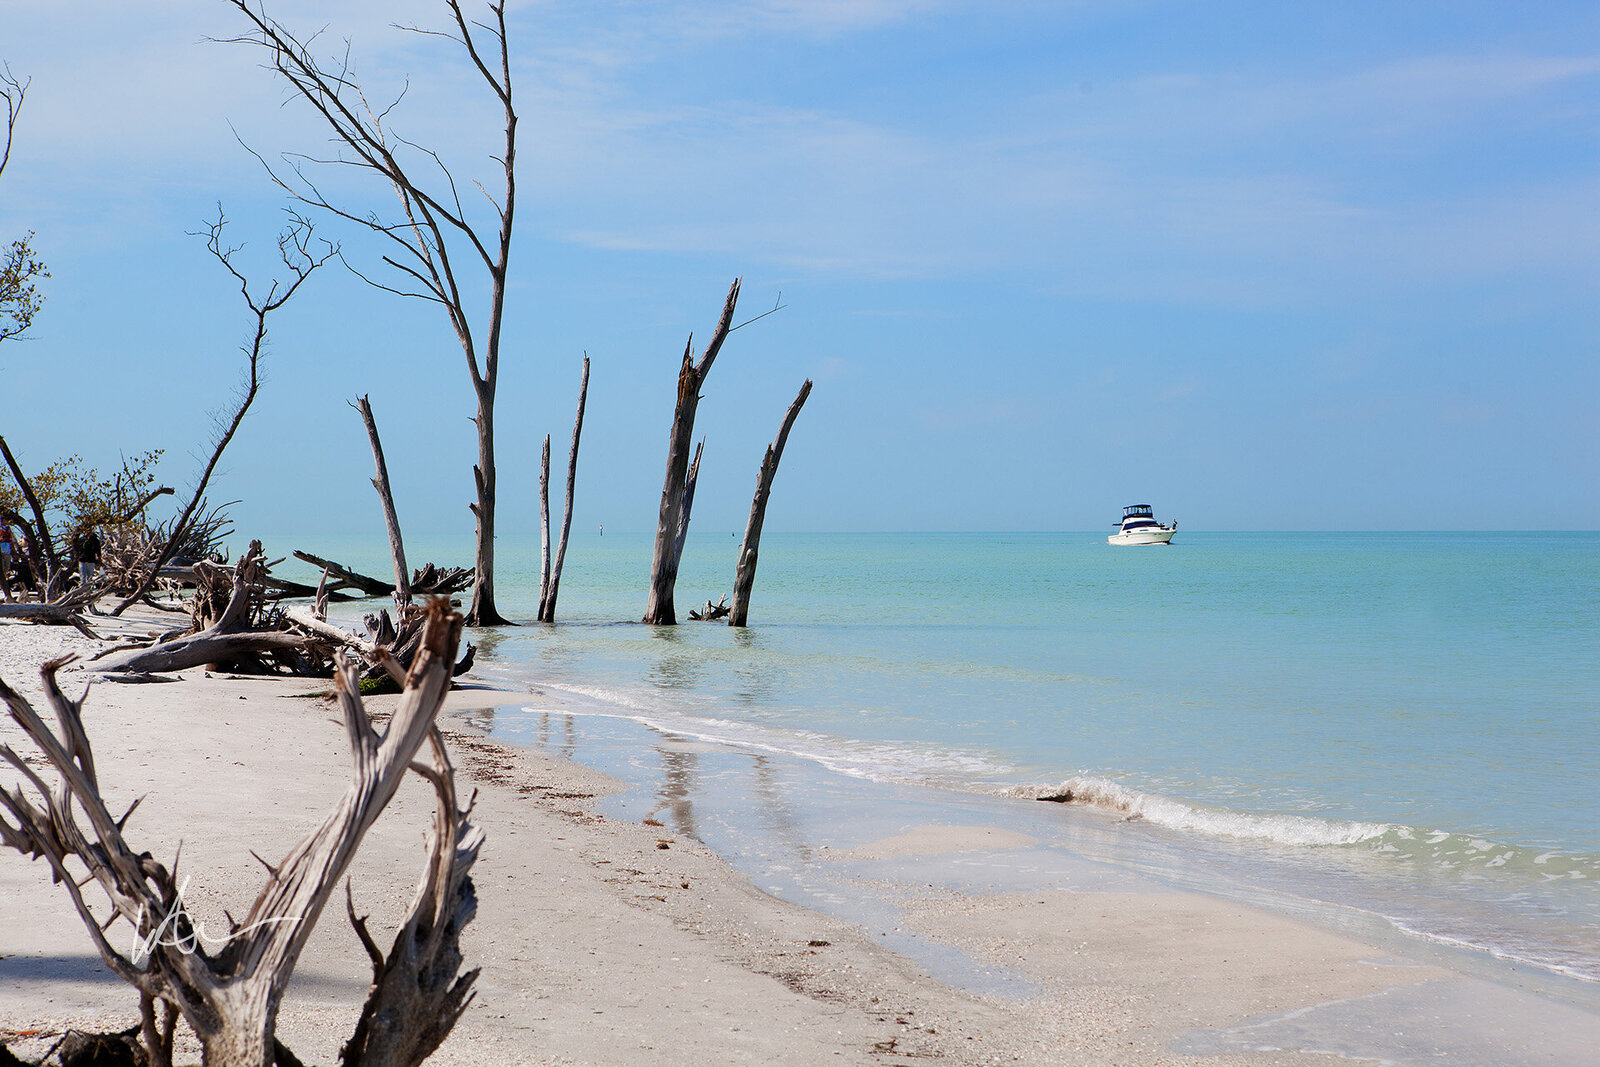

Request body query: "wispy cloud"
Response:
[5, 3, 1599, 310]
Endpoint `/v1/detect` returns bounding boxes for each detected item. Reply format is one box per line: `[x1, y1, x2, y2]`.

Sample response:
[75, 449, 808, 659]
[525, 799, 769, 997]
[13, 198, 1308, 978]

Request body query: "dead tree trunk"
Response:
[537, 355, 589, 623]
[537, 434, 552, 610]
[0, 600, 476, 1067]
[644, 279, 740, 625]
[729, 380, 812, 628]
[355, 395, 411, 610]
[672, 440, 705, 577]
[340, 728, 482, 1067]
[0, 436, 62, 592]
[224, 1, 518, 628]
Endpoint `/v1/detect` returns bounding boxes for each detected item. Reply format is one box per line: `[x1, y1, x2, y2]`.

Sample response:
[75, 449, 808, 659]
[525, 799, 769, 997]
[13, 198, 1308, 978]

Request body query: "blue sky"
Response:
[0, 0, 1596, 537]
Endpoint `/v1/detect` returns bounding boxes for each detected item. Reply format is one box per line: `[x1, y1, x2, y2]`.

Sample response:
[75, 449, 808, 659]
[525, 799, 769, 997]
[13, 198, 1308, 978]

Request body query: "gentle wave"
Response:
[1005, 777, 1600, 884]
[518, 680, 1600, 881]
[1005, 777, 1391, 846]
[494, 683, 1600, 986]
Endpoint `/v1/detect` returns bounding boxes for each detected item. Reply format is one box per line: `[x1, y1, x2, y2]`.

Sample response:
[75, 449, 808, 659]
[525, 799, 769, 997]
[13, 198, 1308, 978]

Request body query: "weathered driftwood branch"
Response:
[260, 573, 359, 601]
[537, 355, 589, 623]
[99, 544, 330, 675]
[340, 729, 482, 1066]
[295, 551, 394, 598]
[354, 395, 411, 610]
[293, 552, 473, 601]
[729, 379, 812, 628]
[408, 564, 473, 597]
[0, 599, 99, 638]
[644, 279, 740, 625]
[354, 607, 476, 682]
[687, 595, 729, 622]
[0, 600, 476, 1067]
[283, 607, 383, 663]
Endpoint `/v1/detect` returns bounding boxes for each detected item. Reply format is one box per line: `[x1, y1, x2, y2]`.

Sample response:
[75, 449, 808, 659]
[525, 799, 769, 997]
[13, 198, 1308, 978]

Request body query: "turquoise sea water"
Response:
[299, 530, 1599, 992]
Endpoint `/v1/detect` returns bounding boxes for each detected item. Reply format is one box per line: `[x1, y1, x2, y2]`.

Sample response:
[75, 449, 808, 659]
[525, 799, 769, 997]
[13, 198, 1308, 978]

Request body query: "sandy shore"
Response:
[2, 609, 1596, 1066]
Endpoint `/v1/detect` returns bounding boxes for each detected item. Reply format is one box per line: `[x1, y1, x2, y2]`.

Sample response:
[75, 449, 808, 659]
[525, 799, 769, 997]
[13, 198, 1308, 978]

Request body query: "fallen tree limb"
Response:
[97, 631, 323, 675]
[0, 602, 99, 638]
[688, 595, 729, 622]
[294, 551, 393, 597]
[97, 543, 334, 675]
[282, 607, 383, 662]
[292, 552, 474, 600]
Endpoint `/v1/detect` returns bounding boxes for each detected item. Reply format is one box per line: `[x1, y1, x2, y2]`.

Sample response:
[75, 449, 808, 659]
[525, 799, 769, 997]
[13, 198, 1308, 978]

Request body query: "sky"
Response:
[0, 0, 1597, 539]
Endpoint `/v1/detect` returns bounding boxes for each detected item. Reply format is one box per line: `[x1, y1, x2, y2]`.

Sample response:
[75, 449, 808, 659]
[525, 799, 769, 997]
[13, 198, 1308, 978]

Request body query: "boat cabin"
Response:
[1118, 504, 1159, 529]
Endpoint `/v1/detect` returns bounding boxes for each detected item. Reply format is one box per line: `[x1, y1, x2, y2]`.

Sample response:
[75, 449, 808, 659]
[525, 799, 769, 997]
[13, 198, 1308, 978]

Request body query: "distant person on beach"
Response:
[74, 525, 102, 607]
[0, 522, 14, 602]
[12, 546, 35, 601]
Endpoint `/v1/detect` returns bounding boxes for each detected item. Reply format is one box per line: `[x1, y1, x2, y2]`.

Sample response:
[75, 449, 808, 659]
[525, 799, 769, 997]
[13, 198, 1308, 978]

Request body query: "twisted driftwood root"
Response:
[0, 600, 480, 1067]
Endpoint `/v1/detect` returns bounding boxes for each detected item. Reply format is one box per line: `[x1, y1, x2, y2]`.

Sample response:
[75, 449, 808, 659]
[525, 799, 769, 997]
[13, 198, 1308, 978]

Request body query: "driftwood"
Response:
[294, 552, 473, 600]
[294, 551, 393, 598]
[687, 595, 729, 622]
[99, 544, 331, 676]
[729, 379, 812, 627]
[0, 600, 99, 638]
[354, 396, 411, 610]
[537, 355, 589, 623]
[408, 564, 473, 597]
[260, 574, 359, 602]
[0, 600, 479, 1067]
[356, 607, 477, 682]
[283, 607, 383, 665]
[644, 279, 741, 625]
[99, 545, 474, 681]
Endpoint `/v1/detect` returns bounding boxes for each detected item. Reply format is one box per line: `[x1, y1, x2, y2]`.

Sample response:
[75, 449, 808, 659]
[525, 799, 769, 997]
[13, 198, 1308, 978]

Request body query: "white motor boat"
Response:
[1108, 504, 1176, 545]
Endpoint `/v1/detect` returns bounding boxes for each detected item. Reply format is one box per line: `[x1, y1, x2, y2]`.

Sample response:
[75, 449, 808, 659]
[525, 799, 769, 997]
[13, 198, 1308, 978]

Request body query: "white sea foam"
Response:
[1007, 776, 1392, 847]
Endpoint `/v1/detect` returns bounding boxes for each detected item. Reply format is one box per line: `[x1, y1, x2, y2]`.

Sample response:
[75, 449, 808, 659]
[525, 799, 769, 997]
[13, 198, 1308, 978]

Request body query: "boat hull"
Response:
[1108, 528, 1175, 546]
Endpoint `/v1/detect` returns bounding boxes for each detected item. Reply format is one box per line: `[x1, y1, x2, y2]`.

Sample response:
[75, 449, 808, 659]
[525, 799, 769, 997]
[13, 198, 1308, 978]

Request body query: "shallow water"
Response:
[296, 530, 1599, 993]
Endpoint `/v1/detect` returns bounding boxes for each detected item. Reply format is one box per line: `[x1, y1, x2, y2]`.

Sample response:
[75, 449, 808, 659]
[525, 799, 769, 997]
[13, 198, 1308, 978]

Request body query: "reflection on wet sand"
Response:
[651, 738, 700, 840]
[534, 710, 578, 759]
[751, 753, 812, 864]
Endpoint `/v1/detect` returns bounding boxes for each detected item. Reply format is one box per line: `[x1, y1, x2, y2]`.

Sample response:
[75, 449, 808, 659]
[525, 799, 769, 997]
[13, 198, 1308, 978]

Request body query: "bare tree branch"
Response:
[0, 63, 27, 181]
[110, 210, 334, 616]
[223, 1, 519, 624]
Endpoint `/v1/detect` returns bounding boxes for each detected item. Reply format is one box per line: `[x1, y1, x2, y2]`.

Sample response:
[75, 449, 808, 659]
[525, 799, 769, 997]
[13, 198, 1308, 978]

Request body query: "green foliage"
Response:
[359, 674, 401, 696]
[0, 231, 46, 344]
[0, 449, 165, 534]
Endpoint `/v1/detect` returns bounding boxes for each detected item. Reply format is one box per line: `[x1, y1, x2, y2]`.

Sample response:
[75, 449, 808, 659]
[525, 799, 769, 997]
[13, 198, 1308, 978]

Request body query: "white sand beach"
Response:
[2, 608, 1596, 1066]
